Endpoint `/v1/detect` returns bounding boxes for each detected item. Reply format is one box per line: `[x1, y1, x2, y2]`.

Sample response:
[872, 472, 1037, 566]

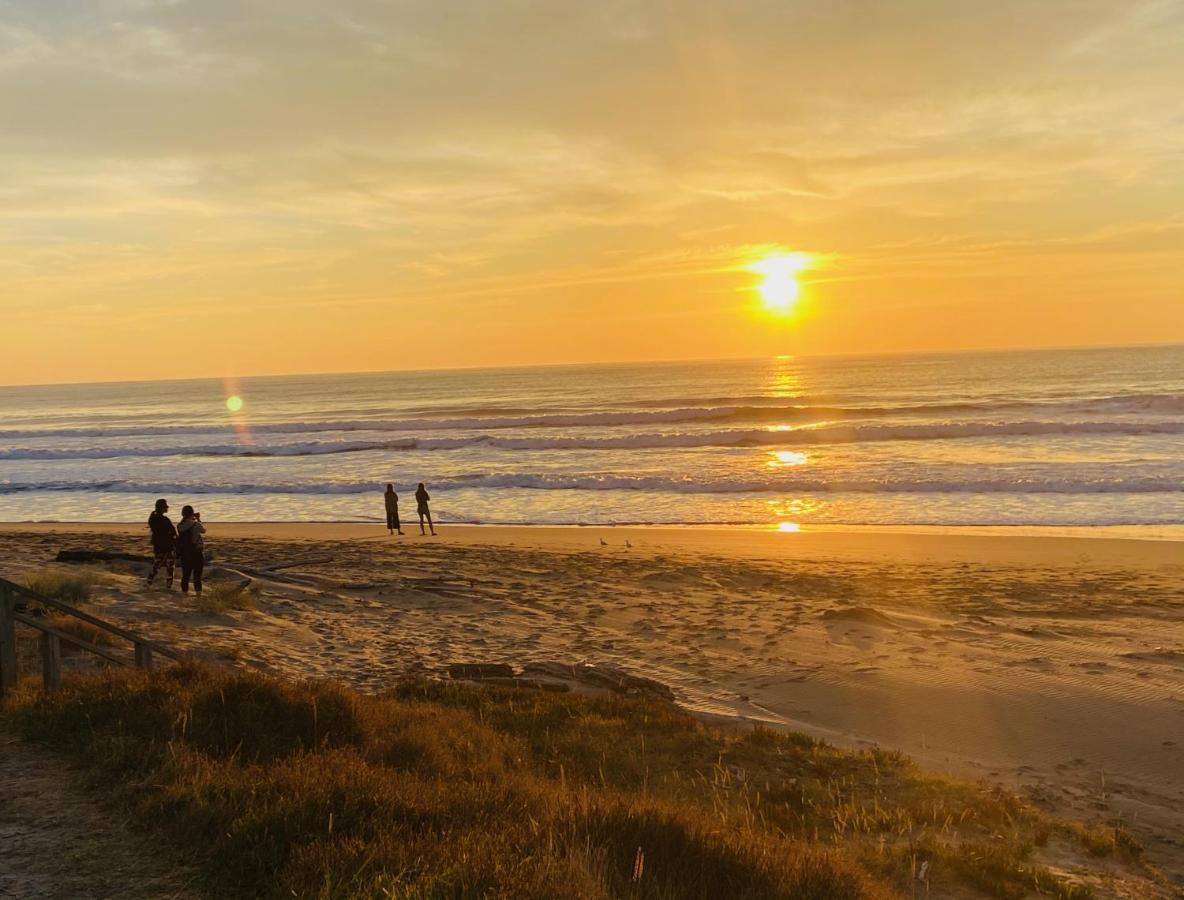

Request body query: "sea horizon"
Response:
[2, 339, 1181, 392]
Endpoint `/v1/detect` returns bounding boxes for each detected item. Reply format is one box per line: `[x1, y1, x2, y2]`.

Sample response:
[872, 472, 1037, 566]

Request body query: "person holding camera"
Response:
[176, 505, 207, 595]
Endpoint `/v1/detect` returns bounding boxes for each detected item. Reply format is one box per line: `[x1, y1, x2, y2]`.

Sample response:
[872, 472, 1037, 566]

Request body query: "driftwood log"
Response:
[55, 550, 152, 564]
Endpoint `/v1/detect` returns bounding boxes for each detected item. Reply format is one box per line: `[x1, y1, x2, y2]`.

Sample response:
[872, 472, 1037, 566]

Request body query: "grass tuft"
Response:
[43, 609, 119, 653]
[22, 571, 97, 605]
[1068, 821, 1144, 859]
[192, 582, 260, 614]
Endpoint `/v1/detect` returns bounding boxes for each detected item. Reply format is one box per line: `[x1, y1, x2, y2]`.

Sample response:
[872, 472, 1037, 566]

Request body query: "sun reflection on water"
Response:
[767, 450, 808, 468]
[766, 497, 824, 530]
[767, 357, 802, 399]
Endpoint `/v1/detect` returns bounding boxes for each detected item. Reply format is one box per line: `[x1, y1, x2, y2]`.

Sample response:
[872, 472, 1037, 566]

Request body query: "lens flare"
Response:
[226, 395, 244, 413]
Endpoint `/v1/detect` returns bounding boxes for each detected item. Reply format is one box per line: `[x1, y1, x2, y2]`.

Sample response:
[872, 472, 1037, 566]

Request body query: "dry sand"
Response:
[0, 730, 199, 899]
[2, 523, 1182, 885]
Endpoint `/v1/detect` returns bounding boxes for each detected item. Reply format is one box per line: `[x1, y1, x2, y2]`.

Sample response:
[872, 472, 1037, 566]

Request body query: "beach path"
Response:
[0, 731, 199, 900]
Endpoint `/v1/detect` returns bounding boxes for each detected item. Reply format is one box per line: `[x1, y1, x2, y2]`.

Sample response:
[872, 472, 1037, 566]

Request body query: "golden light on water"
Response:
[777, 522, 802, 533]
[226, 395, 244, 413]
[768, 450, 809, 467]
[767, 497, 823, 521]
[746, 251, 815, 315]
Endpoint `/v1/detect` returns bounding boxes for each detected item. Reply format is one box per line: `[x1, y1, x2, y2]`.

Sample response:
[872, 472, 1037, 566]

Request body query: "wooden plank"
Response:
[0, 577, 180, 660]
[0, 583, 17, 695]
[11, 612, 132, 668]
[40, 631, 61, 693]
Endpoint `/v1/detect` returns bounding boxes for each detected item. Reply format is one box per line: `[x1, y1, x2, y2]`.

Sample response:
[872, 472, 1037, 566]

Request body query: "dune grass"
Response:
[191, 581, 261, 614]
[21, 570, 97, 605]
[0, 664, 1127, 899]
[13, 570, 115, 659]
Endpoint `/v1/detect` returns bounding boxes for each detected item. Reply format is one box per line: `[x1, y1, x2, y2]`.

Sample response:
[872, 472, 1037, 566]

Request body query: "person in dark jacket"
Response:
[176, 505, 207, 596]
[415, 482, 436, 536]
[383, 484, 403, 535]
[145, 498, 176, 589]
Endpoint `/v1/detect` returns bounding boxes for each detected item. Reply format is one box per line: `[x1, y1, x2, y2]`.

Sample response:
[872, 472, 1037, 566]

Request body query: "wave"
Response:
[3, 471, 1182, 496]
[3, 420, 1184, 460]
[2, 392, 1181, 440]
[615, 391, 1184, 415]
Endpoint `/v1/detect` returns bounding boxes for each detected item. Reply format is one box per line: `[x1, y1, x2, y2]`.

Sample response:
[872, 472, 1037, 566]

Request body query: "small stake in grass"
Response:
[631, 846, 644, 883]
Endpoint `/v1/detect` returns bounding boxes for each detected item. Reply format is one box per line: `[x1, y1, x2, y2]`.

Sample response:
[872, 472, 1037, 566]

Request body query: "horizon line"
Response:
[0, 338, 1180, 391]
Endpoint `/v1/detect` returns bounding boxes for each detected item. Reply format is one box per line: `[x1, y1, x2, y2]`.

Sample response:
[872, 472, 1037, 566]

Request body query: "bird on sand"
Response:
[599, 538, 609, 546]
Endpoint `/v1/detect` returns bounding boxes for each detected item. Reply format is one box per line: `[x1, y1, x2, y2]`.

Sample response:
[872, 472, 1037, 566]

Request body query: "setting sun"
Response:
[746, 252, 814, 315]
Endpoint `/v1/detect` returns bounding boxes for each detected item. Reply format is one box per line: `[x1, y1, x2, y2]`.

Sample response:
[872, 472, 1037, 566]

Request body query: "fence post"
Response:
[0, 582, 17, 696]
[41, 631, 61, 693]
[134, 641, 153, 670]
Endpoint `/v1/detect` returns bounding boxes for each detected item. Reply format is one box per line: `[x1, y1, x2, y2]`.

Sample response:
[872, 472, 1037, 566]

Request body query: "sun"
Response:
[746, 252, 813, 315]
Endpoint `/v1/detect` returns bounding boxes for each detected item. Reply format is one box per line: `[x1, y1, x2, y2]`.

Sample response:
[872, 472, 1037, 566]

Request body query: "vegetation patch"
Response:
[0, 664, 1146, 899]
[21, 570, 98, 605]
[191, 582, 261, 614]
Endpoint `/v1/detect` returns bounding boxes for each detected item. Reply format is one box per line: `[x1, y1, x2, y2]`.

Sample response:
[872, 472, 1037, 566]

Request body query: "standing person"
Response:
[176, 505, 207, 596]
[415, 482, 437, 536]
[384, 483, 403, 535]
[145, 498, 176, 589]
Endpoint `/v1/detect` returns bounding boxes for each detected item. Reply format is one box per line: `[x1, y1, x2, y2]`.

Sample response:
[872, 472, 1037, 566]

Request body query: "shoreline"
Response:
[4, 520, 1183, 539]
[3, 521, 1182, 570]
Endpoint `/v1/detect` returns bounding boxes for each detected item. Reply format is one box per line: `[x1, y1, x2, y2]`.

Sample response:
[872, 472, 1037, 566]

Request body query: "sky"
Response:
[2, 0, 1182, 385]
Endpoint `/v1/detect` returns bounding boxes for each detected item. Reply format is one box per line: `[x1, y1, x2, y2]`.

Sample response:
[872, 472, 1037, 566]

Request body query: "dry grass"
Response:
[0, 664, 1144, 898]
[42, 610, 119, 654]
[13, 571, 115, 659]
[1067, 821, 1144, 860]
[21, 571, 98, 605]
[191, 582, 260, 614]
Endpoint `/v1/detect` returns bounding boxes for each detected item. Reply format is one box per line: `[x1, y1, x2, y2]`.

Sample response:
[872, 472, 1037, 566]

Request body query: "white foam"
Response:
[2, 419, 1183, 460]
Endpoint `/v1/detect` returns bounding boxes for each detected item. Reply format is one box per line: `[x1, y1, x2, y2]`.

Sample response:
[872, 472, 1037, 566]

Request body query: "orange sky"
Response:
[2, 1, 1182, 385]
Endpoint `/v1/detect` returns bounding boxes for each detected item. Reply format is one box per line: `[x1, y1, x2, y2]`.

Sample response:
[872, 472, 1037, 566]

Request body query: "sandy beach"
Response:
[2, 523, 1182, 884]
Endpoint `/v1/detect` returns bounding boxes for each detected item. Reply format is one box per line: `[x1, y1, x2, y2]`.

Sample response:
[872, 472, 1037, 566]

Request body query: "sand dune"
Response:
[1, 523, 1182, 888]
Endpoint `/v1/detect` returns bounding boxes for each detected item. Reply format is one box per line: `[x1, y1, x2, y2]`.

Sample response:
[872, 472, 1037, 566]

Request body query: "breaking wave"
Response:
[3, 470, 1181, 496]
[1, 391, 1180, 440]
[3, 419, 1184, 460]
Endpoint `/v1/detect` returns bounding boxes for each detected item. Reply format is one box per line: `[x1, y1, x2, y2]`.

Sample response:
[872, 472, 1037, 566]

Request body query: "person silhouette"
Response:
[415, 482, 437, 536]
[384, 483, 403, 535]
[145, 498, 176, 589]
[176, 505, 207, 596]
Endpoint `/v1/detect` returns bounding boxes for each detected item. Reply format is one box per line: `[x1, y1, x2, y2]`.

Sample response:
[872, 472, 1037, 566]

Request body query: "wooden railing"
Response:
[0, 576, 181, 697]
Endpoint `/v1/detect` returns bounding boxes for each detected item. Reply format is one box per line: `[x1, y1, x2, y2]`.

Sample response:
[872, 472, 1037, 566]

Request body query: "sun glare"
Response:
[769, 450, 808, 467]
[746, 252, 814, 315]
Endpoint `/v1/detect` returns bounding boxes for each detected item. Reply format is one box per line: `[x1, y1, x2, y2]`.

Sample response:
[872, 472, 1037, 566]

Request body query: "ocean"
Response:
[1, 344, 1182, 529]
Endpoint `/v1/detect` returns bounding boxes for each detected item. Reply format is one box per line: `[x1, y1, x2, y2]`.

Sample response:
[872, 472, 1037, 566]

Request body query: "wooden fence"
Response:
[0, 576, 181, 697]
